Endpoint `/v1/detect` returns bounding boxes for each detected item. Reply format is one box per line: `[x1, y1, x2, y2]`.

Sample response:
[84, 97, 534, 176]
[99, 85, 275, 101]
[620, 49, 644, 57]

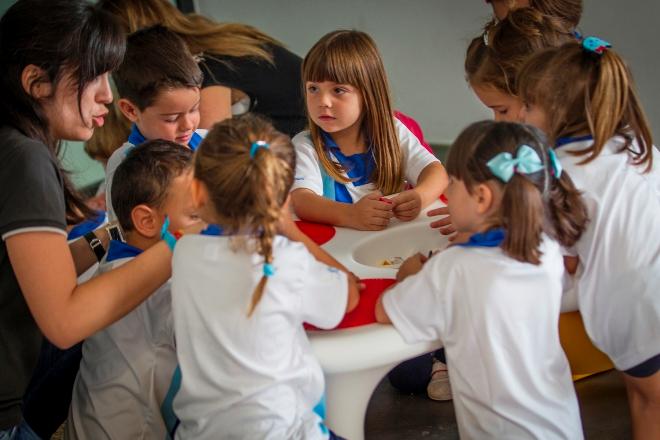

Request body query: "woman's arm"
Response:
[68, 227, 110, 275]
[198, 85, 232, 129]
[7, 231, 171, 349]
[291, 188, 394, 231]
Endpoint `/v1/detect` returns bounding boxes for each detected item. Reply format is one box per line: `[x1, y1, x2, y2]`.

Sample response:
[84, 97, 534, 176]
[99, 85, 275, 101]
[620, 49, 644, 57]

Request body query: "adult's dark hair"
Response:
[113, 24, 203, 110]
[0, 0, 125, 223]
[112, 139, 193, 231]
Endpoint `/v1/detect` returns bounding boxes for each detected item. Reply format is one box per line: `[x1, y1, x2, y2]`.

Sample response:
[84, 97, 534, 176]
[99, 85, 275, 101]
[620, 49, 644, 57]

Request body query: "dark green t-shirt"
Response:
[0, 125, 67, 429]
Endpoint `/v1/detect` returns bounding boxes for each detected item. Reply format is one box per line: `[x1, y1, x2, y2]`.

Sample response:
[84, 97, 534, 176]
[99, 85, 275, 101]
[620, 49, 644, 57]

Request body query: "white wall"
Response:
[196, 0, 659, 145]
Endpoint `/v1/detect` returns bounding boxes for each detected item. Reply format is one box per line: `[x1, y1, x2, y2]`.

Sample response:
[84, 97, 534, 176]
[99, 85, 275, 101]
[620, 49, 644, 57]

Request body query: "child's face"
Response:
[43, 71, 113, 141]
[519, 103, 550, 134]
[472, 83, 524, 123]
[133, 87, 201, 146]
[445, 176, 485, 234]
[159, 169, 201, 232]
[305, 81, 363, 137]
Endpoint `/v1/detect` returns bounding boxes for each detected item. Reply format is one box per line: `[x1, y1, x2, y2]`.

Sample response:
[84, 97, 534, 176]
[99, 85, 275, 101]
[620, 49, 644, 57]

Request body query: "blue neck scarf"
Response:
[555, 134, 593, 149]
[106, 239, 143, 262]
[128, 124, 203, 150]
[456, 228, 505, 248]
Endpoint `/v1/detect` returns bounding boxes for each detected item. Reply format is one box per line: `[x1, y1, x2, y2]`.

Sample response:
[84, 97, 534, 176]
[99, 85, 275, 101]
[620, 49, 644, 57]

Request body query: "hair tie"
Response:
[547, 148, 563, 178]
[263, 263, 276, 277]
[582, 36, 611, 55]
[486, 144, 544, 183]
[250, 141, 269, 158]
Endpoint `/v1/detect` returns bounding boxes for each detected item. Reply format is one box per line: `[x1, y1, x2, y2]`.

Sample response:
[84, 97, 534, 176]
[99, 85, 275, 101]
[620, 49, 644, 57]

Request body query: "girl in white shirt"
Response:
[376, 120, 588, 439]
[290, 30, 448, 230]
[171, 114, 359, 439]
[518, 37, 660, 440]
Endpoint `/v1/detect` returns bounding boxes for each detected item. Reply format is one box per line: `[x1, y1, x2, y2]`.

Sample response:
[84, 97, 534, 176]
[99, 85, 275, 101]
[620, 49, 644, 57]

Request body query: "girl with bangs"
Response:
[518, 38, 660, 439]
[290, 30, 448, 231]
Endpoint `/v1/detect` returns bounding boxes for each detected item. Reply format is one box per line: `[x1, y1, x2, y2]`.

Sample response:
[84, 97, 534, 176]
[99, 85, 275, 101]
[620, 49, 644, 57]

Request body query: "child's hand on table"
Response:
[396, 252, 428, 282]
[390, 189, 422, 221]
[349, 191, 394, 231]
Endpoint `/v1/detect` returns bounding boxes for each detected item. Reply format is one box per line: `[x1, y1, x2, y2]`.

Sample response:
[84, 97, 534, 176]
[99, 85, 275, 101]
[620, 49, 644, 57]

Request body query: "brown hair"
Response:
[194, 114, 295, 316]
[466, 7, 574, 96]
[114, 24, 202, 111]
[97, 0, 280, 63]
[112, 139, 193, 232]
[0, 0, 125, 224]
[446, 121, 588, 264]
[489, 0, 582, 29]
[302, 30, 403, 195]
[518, 41, 654, 172]
[84, 101, 131, 163]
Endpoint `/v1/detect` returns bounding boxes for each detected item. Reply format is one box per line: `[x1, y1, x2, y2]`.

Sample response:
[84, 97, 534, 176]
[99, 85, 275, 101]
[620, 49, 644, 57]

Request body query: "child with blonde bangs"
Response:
[377, 121, 587, 439]
[170, 114, 359, 439]
[291, 30, 448, 231]
[517, 38, 660, 439]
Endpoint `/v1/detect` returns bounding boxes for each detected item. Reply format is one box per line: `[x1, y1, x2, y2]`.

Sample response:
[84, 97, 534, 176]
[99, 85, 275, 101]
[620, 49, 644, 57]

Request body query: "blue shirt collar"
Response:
[456, 228, 505, 248]
[555, 134, 593, 149]
[106, 239, 143, 262]
[320, 131, 375, 187]
[200, 224, 224, 236]
[127, 124, 203, 151]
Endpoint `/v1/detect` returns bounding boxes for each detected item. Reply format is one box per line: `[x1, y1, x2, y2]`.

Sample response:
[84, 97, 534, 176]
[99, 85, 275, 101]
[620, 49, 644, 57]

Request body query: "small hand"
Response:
[350, 191, 394, 231]
[396, 252, 428, 282]
[390, 189, 422, 222]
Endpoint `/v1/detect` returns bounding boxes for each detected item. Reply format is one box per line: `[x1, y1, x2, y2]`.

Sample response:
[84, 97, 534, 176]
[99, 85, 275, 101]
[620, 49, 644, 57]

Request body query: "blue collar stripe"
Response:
[127, 124, 202, 151]
[555, 134, 593, 149]
[457, 228, 506, 248]
[106, 239, 143, 262]
[200, 224, 224, 236]
[320, 131, 375, 187]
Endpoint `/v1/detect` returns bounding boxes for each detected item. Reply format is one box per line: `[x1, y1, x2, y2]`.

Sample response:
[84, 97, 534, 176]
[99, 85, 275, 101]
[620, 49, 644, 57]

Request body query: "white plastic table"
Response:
[307, 202, 447, 440]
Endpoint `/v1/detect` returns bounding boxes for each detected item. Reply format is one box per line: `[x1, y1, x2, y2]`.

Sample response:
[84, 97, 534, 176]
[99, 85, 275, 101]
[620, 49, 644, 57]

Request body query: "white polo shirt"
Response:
[556, 136, 660, 370]
[171, 234, 348, 440]
[383, 235, 583, 440]
[66, 241, 177, 440]
[291, 118, 439, 202]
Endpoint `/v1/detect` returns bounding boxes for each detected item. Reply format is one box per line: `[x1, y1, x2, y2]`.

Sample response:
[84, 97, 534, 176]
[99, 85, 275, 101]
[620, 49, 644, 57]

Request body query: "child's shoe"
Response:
[427, 359, 452, 401]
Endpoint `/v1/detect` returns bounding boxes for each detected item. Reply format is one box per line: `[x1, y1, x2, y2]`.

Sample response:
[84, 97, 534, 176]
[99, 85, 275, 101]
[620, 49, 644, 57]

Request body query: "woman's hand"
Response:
[349, 191, 394, 231]
[390, 189, 422, 221]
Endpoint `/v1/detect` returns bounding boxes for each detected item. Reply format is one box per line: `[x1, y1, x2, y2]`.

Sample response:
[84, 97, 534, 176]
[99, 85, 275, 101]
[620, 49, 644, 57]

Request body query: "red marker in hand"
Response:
[378, 197, 393, 204]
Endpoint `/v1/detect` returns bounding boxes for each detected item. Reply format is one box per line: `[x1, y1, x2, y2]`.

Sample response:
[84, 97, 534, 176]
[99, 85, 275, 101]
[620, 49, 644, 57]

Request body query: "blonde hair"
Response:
[490, 0, 582, 29]
[84, 101, 131, 163]
[446, 121, 588, 264]
[466, 7, 574, 96]
[518, 41, 654, 172]
[302, 30, 403, 196]
[98, 0, 280, 63]
[194, 114, 295, 316]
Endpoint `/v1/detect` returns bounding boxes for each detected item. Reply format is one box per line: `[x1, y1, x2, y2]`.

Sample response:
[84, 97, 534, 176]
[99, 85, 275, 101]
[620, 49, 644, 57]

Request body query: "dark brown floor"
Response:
[365, 370, 631, 439]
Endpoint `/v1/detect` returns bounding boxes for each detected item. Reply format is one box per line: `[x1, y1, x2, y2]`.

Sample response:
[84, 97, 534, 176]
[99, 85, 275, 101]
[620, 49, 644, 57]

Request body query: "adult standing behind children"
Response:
[0, 0, 179, 437]
[98, 0, 307, 138]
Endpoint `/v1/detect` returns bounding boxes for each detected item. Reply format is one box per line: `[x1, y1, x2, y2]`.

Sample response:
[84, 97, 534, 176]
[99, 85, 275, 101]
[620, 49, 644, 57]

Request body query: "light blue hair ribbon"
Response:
[250, 141, 270, 158]
[582, 36, 611, 55]
[547, 148, 563, 178]
[486, 144, 544, 183]
[263, 263, 276, 277]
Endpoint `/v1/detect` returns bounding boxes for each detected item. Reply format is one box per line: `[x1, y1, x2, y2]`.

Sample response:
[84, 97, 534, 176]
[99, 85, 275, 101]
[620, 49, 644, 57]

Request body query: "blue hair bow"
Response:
[250, 141, 269, 158]
[547, 148, 563, 178]
[582, 36, 611, 55]
[487, 144, 544, 183]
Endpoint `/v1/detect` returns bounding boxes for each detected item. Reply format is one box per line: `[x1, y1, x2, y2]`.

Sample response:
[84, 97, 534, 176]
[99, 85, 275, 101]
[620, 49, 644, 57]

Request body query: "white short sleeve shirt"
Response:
[171, 234, 348, 439]
[383, 238, 583, 440]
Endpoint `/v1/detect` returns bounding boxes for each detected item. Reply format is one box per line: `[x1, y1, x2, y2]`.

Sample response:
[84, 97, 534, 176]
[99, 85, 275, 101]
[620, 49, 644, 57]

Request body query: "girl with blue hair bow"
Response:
[376, 120, 588, 439]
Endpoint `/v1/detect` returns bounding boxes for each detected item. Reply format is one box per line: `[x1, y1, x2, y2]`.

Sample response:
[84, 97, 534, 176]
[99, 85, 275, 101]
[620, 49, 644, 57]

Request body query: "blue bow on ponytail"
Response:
[486, 144, 544, 183]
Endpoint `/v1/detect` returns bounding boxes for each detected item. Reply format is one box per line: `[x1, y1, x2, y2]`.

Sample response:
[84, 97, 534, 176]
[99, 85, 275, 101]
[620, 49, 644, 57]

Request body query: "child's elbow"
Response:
[374, 297, 392, 324]
[345, 281, 359, 313]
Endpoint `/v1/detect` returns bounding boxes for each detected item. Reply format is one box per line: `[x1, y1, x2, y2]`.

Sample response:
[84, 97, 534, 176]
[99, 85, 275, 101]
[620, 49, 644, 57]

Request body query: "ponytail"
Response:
[546, 171, 588, 248]
[500, 175, 545, 264]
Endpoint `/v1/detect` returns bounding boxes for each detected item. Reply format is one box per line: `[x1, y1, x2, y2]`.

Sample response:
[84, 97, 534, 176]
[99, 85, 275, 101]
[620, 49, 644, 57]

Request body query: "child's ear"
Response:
[190, 177, 209, 210]
[474, 183, 495, 215]
[21, 65, 52, 99]
[118, 98, 141, 123]
[131, 204, 160, 238]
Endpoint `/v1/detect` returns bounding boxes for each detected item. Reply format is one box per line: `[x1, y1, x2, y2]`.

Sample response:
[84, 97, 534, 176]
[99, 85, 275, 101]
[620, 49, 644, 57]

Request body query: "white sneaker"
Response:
[427, 359, 452, 401]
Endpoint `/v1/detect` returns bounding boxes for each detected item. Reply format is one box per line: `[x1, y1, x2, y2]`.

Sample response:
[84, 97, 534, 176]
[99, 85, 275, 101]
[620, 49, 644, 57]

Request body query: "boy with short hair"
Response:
[66, 140, 199, 440]
[106, 24, 205, 220]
